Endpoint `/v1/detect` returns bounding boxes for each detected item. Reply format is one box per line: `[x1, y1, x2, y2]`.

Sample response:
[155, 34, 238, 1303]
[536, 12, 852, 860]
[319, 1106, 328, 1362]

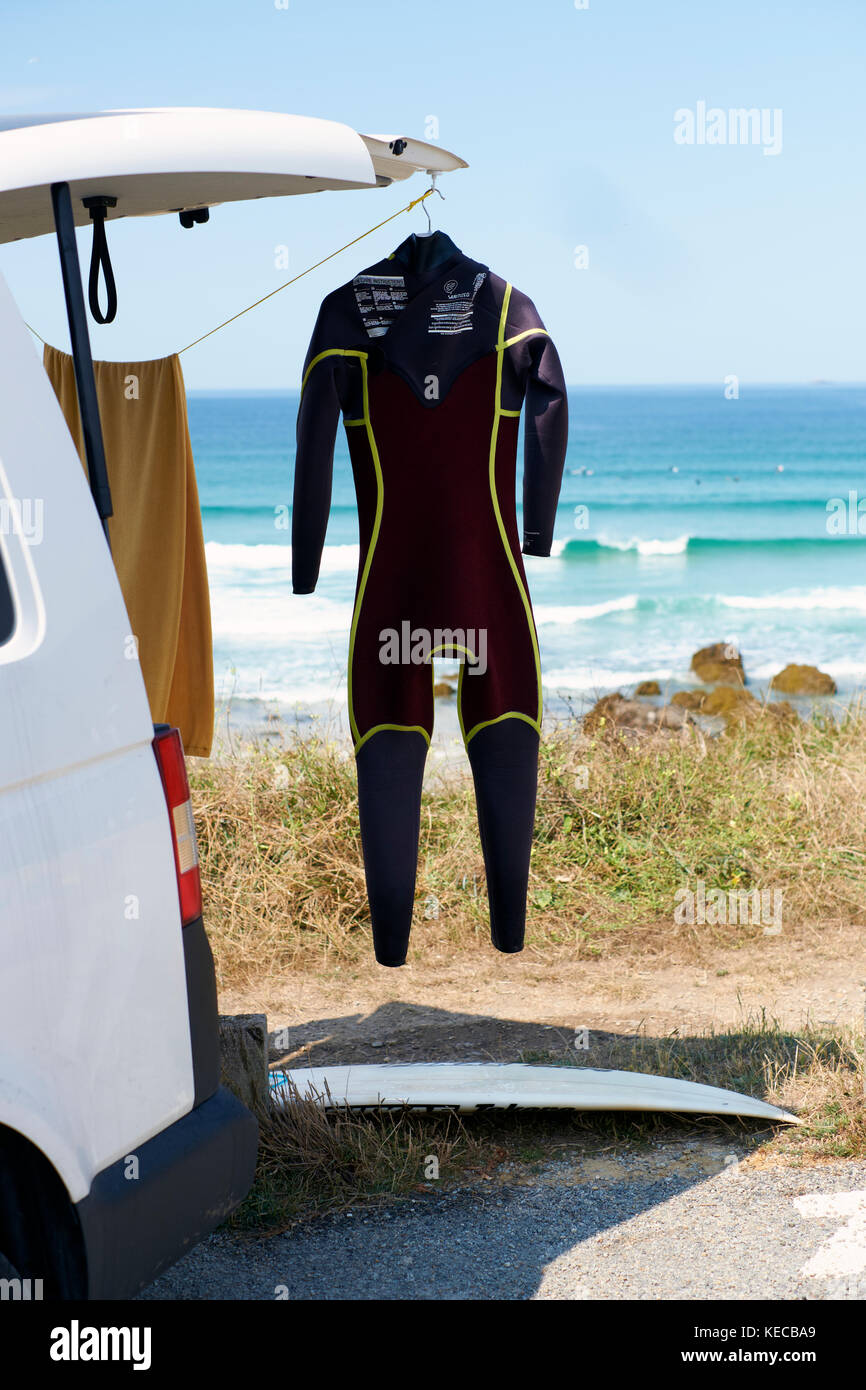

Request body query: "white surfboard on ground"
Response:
[270, 1063, 798, 1123]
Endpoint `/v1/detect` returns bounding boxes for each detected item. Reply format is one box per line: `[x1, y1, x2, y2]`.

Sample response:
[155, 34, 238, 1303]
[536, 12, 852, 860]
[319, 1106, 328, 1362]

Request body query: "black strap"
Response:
[82, 196, 118, 325]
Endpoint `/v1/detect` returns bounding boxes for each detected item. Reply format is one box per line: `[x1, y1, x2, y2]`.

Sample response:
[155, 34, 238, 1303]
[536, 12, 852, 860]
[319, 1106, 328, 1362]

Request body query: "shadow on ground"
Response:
[135, 1005, 843, 1299]
[268, 999, 813, 1093]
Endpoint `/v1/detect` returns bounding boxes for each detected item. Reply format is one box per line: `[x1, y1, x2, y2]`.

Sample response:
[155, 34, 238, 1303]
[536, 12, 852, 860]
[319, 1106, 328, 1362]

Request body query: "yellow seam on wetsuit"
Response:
[355, 723, 431, 754]
[457, 662, 467, 742]
[462, 283, 543, 748]
[301, 347, 368, 396]
[350, 358, 385, 748]
[464, 710, 541, 744]
[501, 328, 550, 351]
[429, 643, 478, 661]
[301, 348, 388, 750]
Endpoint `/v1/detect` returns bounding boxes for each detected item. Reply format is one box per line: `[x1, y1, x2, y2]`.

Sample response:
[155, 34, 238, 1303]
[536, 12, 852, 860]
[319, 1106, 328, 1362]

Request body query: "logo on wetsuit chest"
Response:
[428, 271, 487, 336]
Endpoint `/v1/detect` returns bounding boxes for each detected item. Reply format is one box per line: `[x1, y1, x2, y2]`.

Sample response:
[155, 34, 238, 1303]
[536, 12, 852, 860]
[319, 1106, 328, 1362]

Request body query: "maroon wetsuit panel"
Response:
[345, 356, 539, 741]
[292, 231, 568, 748]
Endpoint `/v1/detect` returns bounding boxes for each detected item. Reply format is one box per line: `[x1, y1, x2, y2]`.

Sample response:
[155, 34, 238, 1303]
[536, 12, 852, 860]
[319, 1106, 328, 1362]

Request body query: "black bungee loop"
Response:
[82, 195, 118, 324]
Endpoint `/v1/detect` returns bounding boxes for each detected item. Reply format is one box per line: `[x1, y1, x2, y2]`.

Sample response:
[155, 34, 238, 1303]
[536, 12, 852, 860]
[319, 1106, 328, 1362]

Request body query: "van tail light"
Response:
[152, 726, 203, 925]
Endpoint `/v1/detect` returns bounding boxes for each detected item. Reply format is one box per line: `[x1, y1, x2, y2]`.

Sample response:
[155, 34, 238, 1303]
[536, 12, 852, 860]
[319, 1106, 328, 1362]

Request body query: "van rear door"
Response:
[0, 269, 195, 1204]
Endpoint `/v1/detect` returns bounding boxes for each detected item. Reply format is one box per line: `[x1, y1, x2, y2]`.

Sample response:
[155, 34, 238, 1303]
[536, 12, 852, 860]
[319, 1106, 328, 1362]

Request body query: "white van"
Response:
[0, 109, 464, 1299]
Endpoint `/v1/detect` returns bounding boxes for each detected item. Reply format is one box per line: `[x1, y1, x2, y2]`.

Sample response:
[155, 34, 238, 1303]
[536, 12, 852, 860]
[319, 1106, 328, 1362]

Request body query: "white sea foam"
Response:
[212, 591, 353, 640]
[205, 541, 360, 575]
[208, 537, 691, 580]
[718, 586, 866, 614]
[542, 667, 676, 691]
[595, 534, 691, 556]
[509, 535, 692, 559]
[534, 595, 639, 624]
[215, 670, 348, 706]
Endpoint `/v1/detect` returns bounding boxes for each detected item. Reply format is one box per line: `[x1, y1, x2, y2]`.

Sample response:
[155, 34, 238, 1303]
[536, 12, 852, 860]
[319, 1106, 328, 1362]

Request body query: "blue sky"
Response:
[0, 0, 862, 387]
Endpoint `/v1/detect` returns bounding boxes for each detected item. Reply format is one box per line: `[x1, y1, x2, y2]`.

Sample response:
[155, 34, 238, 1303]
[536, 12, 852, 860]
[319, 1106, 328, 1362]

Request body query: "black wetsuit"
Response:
[293, 230, 568, 965]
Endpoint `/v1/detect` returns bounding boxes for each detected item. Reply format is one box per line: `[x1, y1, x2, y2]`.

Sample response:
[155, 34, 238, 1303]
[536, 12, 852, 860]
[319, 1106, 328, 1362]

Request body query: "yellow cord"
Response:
[179, 187, 434, 354]
[24, 186, 435, 356]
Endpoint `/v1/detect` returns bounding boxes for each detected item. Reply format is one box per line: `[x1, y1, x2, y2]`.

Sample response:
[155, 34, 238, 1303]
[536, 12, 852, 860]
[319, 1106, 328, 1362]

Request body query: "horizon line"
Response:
[187, 379, 866, 396]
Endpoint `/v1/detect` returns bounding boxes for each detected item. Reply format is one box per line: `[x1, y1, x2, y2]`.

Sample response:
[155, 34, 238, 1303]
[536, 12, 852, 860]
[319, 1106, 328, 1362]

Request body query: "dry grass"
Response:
[230, 1087, 493, 1235]
[766, 1028, 866, 1163]
[519, 1012, 866, 1164]
[191, 710, 866, 991]
[193, 713, 866, 1229]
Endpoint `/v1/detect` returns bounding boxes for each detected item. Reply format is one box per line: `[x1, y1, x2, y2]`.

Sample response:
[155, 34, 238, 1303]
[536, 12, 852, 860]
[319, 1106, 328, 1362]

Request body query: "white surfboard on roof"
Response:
[0, 108, 468, 243]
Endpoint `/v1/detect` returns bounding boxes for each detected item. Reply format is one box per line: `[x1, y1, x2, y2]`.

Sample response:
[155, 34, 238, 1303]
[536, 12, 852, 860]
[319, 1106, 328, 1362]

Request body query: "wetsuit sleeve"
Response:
[522, 333, 568, 558]
[292, 309, 342, 594]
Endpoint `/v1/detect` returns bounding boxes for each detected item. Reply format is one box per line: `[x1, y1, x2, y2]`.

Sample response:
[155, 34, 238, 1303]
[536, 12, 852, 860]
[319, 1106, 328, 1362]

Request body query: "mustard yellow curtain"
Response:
[44, 346, 214, 757]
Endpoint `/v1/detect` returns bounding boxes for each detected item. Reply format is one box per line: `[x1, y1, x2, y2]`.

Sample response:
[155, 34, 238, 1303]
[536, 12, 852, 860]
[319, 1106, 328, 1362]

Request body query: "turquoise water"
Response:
[189, 385, 866, 720]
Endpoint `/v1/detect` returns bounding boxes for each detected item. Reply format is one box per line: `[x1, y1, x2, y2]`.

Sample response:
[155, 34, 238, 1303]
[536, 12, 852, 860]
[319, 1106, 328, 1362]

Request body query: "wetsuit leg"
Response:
[355, 729, 429, 967]
[466, 718, 539, 954]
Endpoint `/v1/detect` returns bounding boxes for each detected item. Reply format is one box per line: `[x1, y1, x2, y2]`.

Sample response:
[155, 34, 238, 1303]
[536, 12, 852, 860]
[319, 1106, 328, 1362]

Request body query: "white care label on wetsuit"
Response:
[353, 274, 407, 338]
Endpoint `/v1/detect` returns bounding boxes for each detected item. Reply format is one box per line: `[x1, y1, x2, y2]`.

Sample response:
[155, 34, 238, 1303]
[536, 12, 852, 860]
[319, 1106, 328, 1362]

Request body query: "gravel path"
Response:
[139, 1150, 866, 1301]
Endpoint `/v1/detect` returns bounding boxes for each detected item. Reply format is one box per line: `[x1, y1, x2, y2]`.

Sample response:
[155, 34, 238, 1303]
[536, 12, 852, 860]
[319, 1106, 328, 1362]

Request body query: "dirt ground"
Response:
[219, 919, 865, 1067]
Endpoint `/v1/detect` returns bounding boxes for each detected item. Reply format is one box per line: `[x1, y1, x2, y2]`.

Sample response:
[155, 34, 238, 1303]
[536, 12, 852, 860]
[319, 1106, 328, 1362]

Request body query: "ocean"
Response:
[189, 384, 866, 738]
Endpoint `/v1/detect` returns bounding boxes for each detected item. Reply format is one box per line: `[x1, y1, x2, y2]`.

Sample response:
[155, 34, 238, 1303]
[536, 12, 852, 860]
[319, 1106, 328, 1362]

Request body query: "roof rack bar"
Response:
[50, 180, 113, 546]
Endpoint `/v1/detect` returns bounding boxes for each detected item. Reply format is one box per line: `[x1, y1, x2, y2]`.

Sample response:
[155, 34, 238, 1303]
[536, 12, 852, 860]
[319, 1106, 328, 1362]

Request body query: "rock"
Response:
[700, 686, 797, 729]
[584, 694, 650, 733]
[769, 663, 837, 696]
[700, 687, 756, 721]
[693, 659, 744, 685]
[671, 689, 708, 710]
[635, 680, 661, 696]
[690, 642, 745, 686]
[583, 692, 692, 736]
